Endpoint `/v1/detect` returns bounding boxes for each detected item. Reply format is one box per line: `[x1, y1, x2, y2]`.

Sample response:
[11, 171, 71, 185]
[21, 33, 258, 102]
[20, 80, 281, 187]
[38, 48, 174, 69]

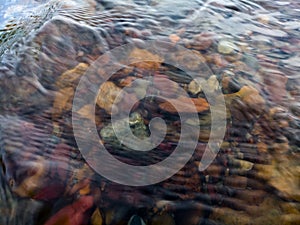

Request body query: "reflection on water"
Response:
[0, 0, 299, 225]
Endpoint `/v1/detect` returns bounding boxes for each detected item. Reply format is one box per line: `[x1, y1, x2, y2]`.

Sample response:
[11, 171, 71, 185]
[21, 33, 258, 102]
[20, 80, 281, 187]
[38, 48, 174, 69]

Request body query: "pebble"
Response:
[188, 77, 203, 95]
[91, 208, 103, 225]
[169, 34, 181, 43]
[96, 81, 122, 114]
[132, 79, 151, 99]
[153, 74, 179, 98]
[207, 75, 220, 93]
[218, 40, 240, 55]
[159, 96, 209, 113]
[129, 48, 163, 70]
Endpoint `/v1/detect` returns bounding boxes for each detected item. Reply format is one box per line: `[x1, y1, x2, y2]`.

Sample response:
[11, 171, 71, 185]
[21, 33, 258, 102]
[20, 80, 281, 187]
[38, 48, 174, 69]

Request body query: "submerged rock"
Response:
[218, 40, 240, 55]
[159, 96, 209, 113]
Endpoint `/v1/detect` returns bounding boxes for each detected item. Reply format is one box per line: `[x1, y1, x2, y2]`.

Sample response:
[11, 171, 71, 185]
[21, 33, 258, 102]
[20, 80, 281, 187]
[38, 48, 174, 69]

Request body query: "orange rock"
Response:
[77, 104, 96, 121]
[56, 63, 89, 89]
[96, 81, 122, 114]
[53, 87, 74, 116]
[167, 50, 206, 71]
[53, 63, 89, 117]
[169, 34, 181, 43]
[239, 85, 265, 110]
[159, 96, 209, 113]
[129, 48, 163, 70]
[119, 76, 136, 87]
[213, 53, 229, 68]
[226, 85, 265, 114]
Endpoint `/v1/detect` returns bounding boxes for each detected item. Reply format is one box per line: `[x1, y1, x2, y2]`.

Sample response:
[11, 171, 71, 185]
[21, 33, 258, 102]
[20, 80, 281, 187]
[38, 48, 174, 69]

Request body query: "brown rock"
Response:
[235, 189, 266, 205]
[167, 50, 207, 72]
[159, 96, 209, 113]
[185, 32, 214, 50]
[262, 69, 288, 103]
[55, 63, 89, 89]
[129, 48, 163, 70]
[53, 63, 89, 117]
[53, 87, 74, 116]
[225, 85, 266, 116]
[153, 74, 179, 98]
[239, 86, 265, 109]
[96, 81, 122, 114]
[205, 164, 223, 178]
[212, 53, 229, 68]
[118, 76, 136, 87]
[224, 175, 248, 189]
[169, 34, 181, 44]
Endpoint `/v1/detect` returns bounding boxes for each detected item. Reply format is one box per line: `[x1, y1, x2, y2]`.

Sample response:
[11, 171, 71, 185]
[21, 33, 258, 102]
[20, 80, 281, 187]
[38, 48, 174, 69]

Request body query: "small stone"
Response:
[119, 76, 136, 87]
[159, 96, 209, 113]
[187, 32, 214, 50]
[238, 85, 266, 114]
[96, 81, 122, 115]
[91, 208, 103, 225]
[77, 104, 95, 121]
[218, 40, 240, 55]
[207, 75, 220, 92]
[208, 53, 229, 68]
[222, 75, 241, 94]
[257, 14, 270, 25]
[129, 48, 163, 70]
[129, 78, 151, 99]
[169, 34, 180, 43]
[238, 159, 254, 171]
[262, 69, 288, 103]
[153, 74, 179, 98]
[188, 78, 202, 95]
[100, 112, 149, 149]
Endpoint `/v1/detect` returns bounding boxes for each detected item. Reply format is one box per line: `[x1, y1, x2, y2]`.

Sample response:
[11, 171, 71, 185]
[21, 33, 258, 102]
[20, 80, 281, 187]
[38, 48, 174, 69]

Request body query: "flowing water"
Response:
[0, 0, 299, 225]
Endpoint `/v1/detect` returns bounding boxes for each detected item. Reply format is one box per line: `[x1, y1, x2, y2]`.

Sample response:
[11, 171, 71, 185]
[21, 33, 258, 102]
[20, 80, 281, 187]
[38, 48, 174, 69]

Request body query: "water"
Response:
[0, 0, 299, 225]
